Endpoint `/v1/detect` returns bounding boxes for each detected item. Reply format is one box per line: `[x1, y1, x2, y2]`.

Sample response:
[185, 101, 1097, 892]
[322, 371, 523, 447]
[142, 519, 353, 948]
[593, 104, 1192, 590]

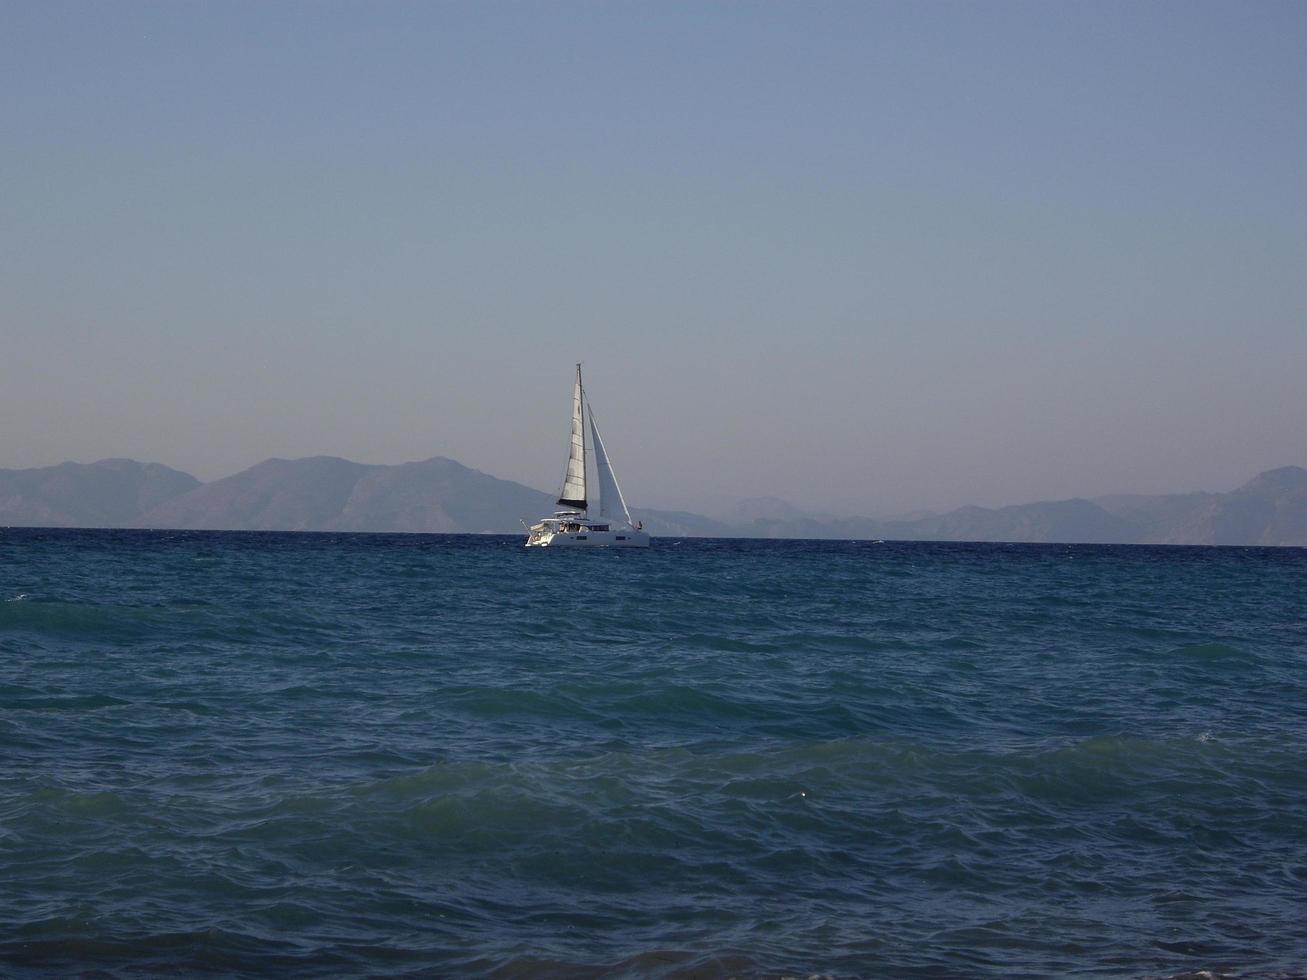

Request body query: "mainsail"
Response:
[589, 406, 632, 525]
[556, 363, 587, 509]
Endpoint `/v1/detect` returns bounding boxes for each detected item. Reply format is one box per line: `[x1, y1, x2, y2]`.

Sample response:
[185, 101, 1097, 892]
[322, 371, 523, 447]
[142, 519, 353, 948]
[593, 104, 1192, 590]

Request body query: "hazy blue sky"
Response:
[3, 1, 1304, 515]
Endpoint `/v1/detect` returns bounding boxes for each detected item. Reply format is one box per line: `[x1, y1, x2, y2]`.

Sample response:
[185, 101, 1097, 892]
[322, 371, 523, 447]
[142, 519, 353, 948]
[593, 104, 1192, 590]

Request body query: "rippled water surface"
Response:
[2, 529, 1305, 977]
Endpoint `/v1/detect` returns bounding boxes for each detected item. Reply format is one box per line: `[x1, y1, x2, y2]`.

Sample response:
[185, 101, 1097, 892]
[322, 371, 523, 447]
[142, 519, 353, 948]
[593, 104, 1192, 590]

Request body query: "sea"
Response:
[2, 529, 1305, 979]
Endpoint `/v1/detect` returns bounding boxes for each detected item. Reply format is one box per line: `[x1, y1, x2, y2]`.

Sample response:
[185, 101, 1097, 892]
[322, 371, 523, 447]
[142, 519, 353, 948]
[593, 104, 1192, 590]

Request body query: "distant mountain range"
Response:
[2, 457, 1305, 546]
[730, 466, 1307, 547]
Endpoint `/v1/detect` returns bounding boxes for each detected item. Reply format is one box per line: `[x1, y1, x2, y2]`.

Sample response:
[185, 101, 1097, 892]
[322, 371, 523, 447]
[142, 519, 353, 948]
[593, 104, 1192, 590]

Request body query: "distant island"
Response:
[2, 457, 1305, 546]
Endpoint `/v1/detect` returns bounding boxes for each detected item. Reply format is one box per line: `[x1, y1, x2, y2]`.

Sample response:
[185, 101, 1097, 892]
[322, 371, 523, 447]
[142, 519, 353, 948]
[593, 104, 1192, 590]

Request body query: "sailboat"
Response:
[525, 364, 651, 548]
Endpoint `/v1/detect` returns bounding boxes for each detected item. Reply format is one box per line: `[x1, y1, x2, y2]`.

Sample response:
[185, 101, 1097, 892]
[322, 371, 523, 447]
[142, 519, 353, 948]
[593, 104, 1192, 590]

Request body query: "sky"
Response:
[3, 1, 1304, 516]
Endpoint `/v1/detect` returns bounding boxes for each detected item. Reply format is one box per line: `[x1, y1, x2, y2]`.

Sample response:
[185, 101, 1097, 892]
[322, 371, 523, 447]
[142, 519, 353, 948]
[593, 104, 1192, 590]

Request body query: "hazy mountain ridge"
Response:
[1, 458, 1305, 546]
[0, 459, 200, 528]
[136, 456, 554, 533]
[739, 467, 1307, 546]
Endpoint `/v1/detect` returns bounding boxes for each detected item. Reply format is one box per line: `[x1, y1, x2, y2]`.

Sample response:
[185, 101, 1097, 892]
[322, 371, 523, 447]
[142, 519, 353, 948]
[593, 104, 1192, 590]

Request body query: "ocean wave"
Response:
[4, 530, 1307, 977]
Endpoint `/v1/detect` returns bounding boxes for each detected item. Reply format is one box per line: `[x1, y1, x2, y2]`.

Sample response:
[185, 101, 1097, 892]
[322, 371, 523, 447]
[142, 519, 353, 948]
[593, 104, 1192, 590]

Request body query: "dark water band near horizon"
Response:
[2, 529, 1305, 978]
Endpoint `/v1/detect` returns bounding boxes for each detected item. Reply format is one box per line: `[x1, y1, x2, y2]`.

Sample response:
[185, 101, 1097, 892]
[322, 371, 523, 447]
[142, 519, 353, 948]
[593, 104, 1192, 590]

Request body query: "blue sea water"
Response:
[1, 529, 1305, 978]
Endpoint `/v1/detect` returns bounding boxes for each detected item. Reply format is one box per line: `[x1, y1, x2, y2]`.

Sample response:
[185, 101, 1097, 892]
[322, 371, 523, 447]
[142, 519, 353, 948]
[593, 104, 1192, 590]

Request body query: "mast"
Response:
[556, 363, 587, 510]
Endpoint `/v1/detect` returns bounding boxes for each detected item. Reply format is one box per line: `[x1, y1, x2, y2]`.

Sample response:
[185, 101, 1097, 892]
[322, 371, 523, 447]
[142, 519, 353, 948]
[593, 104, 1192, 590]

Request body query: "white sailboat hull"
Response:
[525, 524, 650, 548]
